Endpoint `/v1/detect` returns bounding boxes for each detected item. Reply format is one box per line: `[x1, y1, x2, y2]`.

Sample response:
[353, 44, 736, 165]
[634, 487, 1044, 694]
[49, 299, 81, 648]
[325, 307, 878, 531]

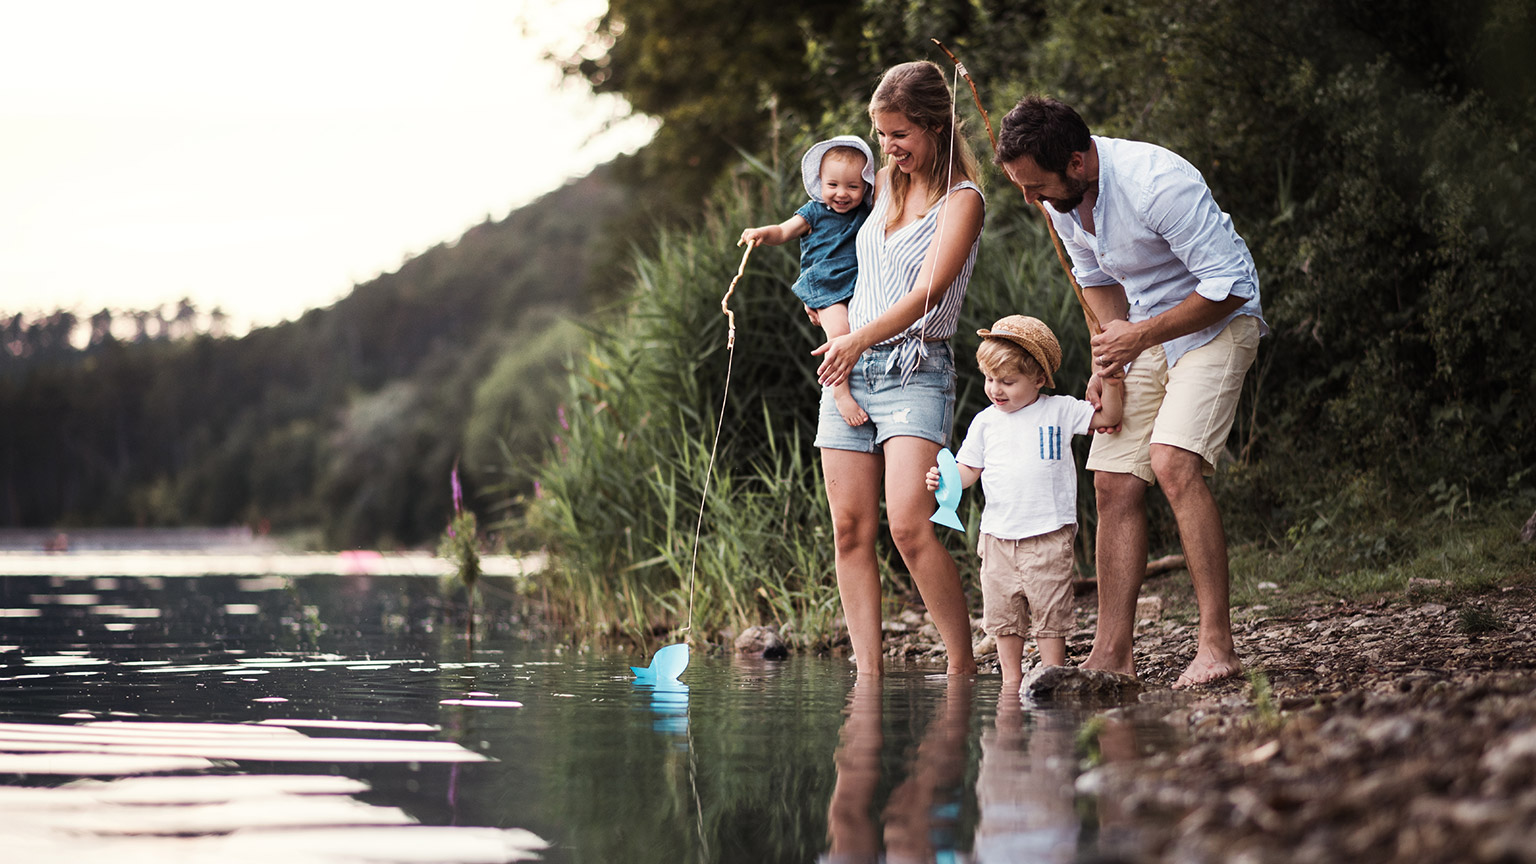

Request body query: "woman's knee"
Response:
[886, 515, 936, 559]
[831, 512, 878, 556]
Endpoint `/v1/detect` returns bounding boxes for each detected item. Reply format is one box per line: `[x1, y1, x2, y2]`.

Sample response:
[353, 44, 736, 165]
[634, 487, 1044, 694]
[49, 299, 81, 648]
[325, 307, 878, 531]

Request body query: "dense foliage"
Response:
[531, 0, 1536, 640]
[7, 2, 1532, 647]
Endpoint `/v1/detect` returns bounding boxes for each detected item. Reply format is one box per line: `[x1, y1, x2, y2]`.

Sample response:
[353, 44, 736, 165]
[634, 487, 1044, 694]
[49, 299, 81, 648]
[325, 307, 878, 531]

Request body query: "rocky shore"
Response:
[882, 579, 1536, 863]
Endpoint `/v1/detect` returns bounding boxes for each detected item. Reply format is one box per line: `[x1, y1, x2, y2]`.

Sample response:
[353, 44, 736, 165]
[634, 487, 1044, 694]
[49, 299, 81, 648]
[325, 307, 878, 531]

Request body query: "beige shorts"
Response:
[1087, 315, 1261, 484]
[977, 525, 1077, 639]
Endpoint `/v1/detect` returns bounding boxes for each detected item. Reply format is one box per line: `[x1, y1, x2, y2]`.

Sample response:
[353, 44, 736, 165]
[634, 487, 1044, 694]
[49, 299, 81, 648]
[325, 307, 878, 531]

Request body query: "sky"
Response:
[1, 1, 655, 333]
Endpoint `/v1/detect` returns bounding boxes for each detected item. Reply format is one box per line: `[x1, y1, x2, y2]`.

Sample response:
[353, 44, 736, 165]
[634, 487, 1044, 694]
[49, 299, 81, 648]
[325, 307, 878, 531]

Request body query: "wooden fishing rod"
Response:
[931, 39, 1102, 336]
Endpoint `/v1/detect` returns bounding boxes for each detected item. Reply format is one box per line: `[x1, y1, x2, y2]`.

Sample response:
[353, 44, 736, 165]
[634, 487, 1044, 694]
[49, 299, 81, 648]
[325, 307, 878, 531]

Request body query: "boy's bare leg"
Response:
[818, 303, 868, 426]
[1036, 636, 1067, 667]
[996, 634, 1024, 685]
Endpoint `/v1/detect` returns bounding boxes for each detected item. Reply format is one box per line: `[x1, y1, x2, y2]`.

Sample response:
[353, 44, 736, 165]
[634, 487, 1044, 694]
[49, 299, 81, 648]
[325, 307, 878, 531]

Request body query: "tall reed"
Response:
[524, 130, 1103, 645]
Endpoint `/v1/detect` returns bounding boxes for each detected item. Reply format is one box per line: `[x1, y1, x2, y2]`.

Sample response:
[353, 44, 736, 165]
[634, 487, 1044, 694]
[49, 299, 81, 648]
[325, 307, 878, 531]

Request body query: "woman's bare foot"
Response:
[1171, 648, 1242, 689]
[834, 384, 868, 426]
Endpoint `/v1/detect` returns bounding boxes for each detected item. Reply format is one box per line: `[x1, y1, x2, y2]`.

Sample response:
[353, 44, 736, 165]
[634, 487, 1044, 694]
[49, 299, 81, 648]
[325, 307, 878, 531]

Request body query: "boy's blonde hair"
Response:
[976, 338, 1046, 383]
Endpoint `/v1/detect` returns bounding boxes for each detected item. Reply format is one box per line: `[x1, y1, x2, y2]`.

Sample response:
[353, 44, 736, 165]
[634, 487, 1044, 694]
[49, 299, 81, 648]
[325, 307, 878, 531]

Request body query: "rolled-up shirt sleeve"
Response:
[1143, 162, 1259, 304]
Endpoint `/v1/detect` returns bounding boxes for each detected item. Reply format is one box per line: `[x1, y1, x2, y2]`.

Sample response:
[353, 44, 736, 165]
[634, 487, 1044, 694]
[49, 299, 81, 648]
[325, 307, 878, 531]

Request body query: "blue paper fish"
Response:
[930, 447, 965, 531]
[630, 642, 689, 684]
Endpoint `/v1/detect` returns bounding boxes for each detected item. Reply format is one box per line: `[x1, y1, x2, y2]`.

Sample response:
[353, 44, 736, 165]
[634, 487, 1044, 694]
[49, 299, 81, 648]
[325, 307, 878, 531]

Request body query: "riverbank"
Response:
[879, 559, 1536, 862]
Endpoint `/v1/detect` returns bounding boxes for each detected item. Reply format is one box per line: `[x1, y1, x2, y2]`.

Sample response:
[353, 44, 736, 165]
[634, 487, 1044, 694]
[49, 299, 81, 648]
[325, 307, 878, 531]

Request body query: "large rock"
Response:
[734, 625, 788, 660]
[1023, 664, 1142, 703]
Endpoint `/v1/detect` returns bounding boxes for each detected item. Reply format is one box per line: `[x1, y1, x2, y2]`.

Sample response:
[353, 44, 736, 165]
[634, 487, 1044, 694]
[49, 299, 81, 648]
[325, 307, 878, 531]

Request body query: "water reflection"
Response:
[975, 689, 1080, 862]
[825, 677, 973, 863]
[0, 570, 1181, 863]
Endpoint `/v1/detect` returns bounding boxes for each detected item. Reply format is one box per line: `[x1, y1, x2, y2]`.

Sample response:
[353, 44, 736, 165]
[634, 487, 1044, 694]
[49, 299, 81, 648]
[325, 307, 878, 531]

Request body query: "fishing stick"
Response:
[931, 39, 1102, 336]
[680, 241, 755, 638]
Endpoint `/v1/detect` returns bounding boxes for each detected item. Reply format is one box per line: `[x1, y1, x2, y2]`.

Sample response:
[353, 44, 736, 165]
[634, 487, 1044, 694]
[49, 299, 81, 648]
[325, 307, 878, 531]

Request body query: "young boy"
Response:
[926, 315, 1124, 685]
[740, 135, 875, 425]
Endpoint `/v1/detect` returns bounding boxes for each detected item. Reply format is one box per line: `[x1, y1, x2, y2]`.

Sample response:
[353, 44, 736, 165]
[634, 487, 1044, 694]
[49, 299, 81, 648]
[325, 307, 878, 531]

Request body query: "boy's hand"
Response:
[925, 465, 942, 491]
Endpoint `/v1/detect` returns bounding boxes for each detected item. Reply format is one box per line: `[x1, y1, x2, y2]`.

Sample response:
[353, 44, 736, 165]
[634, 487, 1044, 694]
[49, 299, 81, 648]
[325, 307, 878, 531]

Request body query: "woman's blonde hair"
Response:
[869, 61, 980, 231]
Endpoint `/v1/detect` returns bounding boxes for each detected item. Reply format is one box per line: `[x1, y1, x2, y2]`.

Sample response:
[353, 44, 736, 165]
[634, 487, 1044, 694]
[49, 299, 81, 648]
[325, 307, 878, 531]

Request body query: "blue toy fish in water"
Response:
[631, 642, 689, 684]
[930, 447, 965, 531]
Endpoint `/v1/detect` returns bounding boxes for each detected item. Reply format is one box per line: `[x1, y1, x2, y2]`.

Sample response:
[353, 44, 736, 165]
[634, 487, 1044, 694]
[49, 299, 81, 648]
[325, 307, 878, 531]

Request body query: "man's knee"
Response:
[1150, 446, 1206, 501]
[1094, 471, 1144, 517]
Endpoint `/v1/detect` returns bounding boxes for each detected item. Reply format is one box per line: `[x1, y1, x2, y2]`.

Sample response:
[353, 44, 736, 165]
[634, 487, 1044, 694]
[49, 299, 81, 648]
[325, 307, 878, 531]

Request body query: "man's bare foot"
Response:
[1171, 650, 1242, 689]
[834, 385, 868, 426]
[1080, 650, 1136, 678]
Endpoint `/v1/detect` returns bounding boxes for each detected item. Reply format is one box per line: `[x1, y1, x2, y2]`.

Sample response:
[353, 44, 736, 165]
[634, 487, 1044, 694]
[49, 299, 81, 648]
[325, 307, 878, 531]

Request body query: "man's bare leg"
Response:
[1082, 470, 1147, 676]
[1151, 444, 1241, 688]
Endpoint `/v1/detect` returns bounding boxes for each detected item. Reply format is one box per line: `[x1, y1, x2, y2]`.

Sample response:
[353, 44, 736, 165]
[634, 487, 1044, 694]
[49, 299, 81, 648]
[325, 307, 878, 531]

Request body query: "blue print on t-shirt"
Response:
[1038, 425, 1063, 460]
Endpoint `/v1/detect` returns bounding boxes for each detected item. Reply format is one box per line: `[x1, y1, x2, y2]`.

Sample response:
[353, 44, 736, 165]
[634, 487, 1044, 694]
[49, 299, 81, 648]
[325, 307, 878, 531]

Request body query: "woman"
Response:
[812, 61, 985, 676]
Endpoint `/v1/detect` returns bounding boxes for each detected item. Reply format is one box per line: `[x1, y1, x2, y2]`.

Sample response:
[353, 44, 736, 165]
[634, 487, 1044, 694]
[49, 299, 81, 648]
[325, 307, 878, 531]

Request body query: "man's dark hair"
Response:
[995, 97, 1092, 173]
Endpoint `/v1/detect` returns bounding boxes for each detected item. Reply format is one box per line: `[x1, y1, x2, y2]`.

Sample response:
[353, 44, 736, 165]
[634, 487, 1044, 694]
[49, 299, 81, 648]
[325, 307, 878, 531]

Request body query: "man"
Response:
[996, 97, 1267, 688]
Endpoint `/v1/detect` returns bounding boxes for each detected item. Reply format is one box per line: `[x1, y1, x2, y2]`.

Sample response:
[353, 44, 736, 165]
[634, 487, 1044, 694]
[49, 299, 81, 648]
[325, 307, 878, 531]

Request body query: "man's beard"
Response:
[1047, 175, 1092, 213]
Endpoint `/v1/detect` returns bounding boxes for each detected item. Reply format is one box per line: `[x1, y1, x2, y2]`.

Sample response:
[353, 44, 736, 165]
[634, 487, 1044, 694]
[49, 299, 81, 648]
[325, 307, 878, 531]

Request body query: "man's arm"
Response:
[1091, 292, 1245, 373]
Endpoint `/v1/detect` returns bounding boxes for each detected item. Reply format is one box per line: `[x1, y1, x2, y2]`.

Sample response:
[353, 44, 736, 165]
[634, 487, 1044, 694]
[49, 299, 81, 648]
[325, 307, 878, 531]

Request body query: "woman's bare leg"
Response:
[883, 436, 976, 674]
[823, 447, 885, 676]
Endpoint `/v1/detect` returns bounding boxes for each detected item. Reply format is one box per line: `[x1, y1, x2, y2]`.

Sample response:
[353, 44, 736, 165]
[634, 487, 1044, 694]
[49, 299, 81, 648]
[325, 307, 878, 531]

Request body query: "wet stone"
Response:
[733, 625, 788, 659]
[1022, 664, 1143, 703]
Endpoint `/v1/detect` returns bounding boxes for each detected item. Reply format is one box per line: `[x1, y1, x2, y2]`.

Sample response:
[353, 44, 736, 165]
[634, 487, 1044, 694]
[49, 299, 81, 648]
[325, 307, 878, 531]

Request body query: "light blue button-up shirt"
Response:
[1048, 136, 1267, 368]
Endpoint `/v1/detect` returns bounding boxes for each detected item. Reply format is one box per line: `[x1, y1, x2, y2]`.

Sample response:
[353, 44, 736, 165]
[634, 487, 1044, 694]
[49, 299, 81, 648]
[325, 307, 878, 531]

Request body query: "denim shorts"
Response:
[814, 341, 956, 452]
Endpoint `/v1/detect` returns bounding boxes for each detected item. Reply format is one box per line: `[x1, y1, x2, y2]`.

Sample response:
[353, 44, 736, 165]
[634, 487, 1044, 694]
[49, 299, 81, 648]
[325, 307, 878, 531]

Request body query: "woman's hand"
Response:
[813, 331, 867, 387]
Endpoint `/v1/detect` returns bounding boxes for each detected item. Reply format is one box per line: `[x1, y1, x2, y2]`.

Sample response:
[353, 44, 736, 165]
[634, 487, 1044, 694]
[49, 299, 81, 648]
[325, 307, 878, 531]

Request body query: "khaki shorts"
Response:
[1087, 315, 1261, 484]
[978, 525, 1077, 639]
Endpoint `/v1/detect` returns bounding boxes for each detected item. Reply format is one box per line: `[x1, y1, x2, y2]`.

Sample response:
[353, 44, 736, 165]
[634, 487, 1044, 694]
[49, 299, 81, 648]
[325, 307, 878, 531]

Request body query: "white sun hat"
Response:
[800, 135, 877, 202]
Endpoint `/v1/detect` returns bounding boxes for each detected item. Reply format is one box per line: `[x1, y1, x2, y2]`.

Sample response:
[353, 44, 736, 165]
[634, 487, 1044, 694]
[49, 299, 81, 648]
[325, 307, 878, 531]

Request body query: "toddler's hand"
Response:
[738, 227, 765, 247]
[925, 465, 942, 491]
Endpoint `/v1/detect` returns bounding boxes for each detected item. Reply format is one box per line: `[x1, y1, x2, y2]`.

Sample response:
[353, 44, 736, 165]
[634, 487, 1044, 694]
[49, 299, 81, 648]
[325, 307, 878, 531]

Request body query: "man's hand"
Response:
[1090, 318, 1142, 376]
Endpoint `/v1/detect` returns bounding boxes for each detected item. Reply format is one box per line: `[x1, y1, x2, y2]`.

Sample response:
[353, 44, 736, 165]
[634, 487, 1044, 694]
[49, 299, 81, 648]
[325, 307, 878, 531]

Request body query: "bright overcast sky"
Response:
[0, 0, 654, 332]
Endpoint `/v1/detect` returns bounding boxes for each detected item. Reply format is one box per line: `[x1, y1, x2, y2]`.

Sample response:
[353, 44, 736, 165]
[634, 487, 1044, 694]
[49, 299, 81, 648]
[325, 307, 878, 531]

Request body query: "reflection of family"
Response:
[751, 60, 1265, 687]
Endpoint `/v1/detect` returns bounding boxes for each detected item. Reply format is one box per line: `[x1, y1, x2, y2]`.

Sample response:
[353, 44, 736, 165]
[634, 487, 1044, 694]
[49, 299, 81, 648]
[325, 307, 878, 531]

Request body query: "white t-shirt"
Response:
[955, 395, 1097, 540]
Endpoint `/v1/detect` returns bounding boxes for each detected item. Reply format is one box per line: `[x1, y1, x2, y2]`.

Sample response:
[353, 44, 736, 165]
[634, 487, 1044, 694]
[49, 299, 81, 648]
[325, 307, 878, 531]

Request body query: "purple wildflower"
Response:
[558, 405, 569, 431]
[451, 462, 463, 514]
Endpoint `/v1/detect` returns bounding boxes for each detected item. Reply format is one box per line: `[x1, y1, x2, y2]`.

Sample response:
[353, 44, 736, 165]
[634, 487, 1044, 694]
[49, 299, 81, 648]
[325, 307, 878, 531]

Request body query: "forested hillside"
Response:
[1, 166, 631, 547]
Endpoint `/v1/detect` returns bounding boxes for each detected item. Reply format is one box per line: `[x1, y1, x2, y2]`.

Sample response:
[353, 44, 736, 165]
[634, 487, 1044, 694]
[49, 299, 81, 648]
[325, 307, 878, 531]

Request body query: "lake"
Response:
[0, 564, 1167, 863]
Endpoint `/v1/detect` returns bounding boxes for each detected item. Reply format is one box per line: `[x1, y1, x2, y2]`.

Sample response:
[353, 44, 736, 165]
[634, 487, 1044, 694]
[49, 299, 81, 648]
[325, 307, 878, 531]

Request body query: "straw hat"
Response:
[977, 315, 1062, 388]
[801, 135, 877, 203]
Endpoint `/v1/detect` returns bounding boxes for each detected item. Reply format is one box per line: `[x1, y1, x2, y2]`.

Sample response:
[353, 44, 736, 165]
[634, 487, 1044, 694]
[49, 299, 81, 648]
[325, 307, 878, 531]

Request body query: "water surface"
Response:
[0, 570, 1163, 862]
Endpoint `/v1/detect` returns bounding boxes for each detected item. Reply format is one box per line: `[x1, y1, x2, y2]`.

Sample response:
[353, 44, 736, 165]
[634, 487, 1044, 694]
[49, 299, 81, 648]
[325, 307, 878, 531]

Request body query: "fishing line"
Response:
[916, 58, 963, 345]
[680, 242, 755, 637]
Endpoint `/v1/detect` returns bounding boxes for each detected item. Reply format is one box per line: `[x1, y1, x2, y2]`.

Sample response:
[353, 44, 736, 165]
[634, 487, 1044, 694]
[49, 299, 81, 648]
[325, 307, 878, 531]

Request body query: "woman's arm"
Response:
[815, 187, 984, 386]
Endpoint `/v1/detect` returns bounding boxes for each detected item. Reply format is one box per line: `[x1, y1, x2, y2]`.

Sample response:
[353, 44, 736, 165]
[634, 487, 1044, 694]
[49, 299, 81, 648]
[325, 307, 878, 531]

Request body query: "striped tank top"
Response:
[849, 179, 984, 382]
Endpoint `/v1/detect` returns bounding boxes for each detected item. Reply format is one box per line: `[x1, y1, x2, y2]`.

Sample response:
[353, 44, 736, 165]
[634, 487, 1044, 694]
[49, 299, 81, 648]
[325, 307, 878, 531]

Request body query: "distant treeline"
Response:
[1, 168, 632, 547]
